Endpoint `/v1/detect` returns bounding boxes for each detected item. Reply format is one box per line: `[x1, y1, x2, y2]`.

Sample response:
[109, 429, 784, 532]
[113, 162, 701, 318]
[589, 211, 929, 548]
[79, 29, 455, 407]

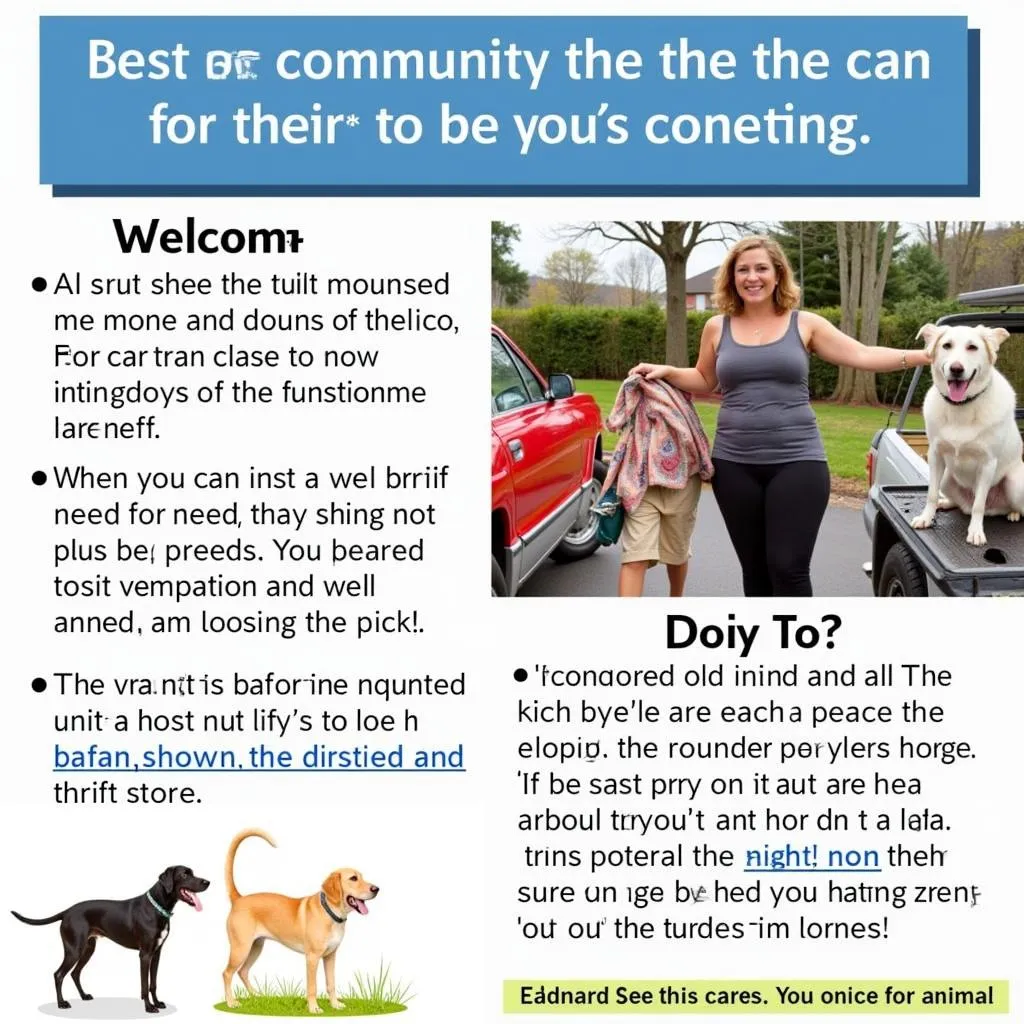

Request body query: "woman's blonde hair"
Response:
[713, 235, 802, 316]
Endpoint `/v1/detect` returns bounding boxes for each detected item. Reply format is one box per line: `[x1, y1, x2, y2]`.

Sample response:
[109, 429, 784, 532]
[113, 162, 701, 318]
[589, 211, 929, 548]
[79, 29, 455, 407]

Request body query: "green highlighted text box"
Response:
[503, 980, 1009, 1014]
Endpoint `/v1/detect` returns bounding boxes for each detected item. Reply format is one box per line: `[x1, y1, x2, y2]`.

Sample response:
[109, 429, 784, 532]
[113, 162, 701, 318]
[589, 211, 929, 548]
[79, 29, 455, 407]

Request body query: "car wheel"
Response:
[877, 543, 927, 597]
[491, 554, 508, 597]
[552, 459, 608, 563]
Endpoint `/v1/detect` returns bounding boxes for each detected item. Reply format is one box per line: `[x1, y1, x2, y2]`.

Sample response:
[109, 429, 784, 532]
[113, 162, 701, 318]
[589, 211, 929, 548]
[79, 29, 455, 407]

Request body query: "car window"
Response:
[506, 345, 546, 403]
[492, 334, 547, 413]
[491, 336, 529, 413]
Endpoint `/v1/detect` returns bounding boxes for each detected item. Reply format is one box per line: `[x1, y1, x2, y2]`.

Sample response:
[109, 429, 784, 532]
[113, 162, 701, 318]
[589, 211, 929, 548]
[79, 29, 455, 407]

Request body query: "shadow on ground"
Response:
[36, 999, 176, 1019]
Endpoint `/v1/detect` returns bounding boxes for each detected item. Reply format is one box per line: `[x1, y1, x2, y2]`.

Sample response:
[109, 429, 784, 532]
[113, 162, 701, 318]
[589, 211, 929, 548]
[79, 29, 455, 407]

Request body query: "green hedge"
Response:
[494, 300, 970, 404]
[493, 305, 666, 380]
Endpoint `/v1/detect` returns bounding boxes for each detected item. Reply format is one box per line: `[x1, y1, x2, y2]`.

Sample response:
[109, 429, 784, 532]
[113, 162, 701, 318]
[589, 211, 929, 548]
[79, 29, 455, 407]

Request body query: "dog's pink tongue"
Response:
[354, 899, 368, 916]
[186, 890, 202, 911]
[947, 378, 971, 403]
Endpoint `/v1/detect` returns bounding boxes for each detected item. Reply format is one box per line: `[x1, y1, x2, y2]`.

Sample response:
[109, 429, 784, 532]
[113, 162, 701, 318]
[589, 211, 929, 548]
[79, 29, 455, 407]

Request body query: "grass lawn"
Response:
[577, 379, 923, 483]
[215, 995, 406, 1016]
[215, 967, 411, 1017]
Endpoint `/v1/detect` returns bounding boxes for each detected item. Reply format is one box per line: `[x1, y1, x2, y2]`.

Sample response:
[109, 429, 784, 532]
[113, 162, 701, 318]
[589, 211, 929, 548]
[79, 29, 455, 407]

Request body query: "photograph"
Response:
[491, 220, 1024, 598]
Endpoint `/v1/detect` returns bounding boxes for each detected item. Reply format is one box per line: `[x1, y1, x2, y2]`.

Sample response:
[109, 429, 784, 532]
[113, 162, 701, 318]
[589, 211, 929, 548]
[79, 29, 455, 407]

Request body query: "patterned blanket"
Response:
[601, 375, 714, 513]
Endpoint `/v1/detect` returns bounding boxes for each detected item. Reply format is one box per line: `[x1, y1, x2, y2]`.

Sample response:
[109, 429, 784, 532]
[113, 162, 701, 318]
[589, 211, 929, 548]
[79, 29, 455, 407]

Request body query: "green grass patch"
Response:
[214, 964, 412, 1017]
[578, 379, 923, 482]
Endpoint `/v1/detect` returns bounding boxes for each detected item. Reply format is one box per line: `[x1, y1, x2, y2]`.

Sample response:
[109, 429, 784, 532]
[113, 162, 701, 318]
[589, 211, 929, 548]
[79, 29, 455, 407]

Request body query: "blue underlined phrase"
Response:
[53, 742, 465, 772]
[52, 767, 466, 773]
[743, 868, 884, 874]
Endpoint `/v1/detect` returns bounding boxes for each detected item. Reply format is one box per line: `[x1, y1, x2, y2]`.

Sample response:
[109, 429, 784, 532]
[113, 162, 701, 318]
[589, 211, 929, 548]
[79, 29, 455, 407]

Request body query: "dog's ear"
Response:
[157, 866, 178, 896]
[322, 872, 342, 907]
[916, 323, 944, 356]
[977, 325, 1010, 363]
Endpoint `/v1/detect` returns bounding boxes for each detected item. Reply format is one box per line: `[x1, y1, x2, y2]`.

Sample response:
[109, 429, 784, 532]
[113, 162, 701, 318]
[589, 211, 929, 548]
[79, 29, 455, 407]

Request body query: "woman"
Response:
[631, 235, 929, 597]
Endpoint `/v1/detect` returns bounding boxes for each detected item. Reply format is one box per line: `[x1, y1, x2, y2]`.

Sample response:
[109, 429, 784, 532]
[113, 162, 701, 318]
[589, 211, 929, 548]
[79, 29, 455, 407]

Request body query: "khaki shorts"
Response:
[621, 478, 701, 566]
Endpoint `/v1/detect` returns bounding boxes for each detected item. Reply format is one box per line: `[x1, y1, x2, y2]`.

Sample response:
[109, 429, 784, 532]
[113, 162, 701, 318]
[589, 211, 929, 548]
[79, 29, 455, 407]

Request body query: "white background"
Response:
[1, 3, 1021, 1023]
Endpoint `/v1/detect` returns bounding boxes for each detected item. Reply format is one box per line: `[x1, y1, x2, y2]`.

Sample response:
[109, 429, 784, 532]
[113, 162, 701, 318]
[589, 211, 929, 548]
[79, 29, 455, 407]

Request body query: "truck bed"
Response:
[879, 485, 1024, 594]
[896, 430, 929, 460]
[896, 424, 1024, 463]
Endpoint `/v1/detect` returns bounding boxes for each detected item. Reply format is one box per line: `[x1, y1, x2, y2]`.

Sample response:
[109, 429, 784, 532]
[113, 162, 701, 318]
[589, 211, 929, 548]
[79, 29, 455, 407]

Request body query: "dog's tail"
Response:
[225, 828, 276, 903]
[11, 909, 65, 926]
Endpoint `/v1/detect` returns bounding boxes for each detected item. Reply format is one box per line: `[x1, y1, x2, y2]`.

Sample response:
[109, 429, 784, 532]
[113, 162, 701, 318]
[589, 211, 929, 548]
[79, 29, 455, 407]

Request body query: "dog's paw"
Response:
[81, 994, 94, 1001]
[967, 528, 987, 546]
[57, 1001, 72, 1010]
[307, 1005, 324, 1015]
[911, 512, 934, 530]
[145, 1006, 160, 1014]
[937, 496, 956, 510]
[329, 1002, 346, 1012]
[226, 999, 241, 1009]
[1009, 511, 1021, 523]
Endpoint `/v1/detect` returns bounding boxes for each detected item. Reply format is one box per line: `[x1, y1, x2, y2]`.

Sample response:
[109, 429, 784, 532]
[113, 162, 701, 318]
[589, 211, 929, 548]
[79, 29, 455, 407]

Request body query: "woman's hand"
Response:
[629, 362, 673, 380]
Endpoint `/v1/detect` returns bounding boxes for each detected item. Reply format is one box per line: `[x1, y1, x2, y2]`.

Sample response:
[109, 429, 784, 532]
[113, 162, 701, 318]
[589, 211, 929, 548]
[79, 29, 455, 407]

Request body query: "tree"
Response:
[529, 278, 559, 306]
[491, 221, 529, 306]
[972, 222, 1024, 290]
[997, 224, 1024, 285]
[890, 243, 948, 301]
[559, 222, 749, 365]
[542, 247, 603, 305]
[773, 222, 908, 308]
[772, 222, 840, 307]
[832, 222, 900, 404]
[921, 221, 985, 296]
[613, 248, 664, 306]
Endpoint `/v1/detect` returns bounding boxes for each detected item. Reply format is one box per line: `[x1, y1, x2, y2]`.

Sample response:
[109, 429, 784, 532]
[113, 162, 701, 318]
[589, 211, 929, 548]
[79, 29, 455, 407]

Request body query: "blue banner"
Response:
[40, 16, 976, 196]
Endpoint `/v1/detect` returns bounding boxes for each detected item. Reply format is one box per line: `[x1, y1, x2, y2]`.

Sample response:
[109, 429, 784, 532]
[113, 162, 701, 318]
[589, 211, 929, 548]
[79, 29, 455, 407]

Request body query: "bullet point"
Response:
[514, 668, 528, 682]
[32, 470, 47, 486]
[31, 678, 47, 693]
[32, 277, 47, 292]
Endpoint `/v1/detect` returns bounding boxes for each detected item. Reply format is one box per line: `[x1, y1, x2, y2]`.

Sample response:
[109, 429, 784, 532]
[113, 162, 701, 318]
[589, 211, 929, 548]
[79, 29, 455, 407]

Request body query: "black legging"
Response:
[711, 458, 831, 597]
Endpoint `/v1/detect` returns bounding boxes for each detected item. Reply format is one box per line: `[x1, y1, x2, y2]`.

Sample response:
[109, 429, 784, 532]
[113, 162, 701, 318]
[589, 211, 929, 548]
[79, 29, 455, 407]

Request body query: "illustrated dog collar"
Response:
[146, 891, 173, 919]
[320, 891, 346, 924]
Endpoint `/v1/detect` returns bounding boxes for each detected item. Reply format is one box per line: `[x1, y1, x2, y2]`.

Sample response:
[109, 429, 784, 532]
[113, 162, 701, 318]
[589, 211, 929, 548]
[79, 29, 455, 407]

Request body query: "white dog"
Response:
[910, 323, 1024, 546]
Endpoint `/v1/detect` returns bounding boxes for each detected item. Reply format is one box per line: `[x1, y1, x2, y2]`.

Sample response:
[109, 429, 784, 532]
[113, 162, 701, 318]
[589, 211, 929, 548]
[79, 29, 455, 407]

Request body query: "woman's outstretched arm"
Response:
[801, 311, 929, 371]
[629, 315, 723, 393]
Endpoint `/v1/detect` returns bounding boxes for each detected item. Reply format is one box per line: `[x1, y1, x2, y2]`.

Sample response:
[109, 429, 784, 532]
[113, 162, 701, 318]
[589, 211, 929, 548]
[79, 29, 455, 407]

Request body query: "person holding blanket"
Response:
[631, 235, 930, 597]
[601, 374, 714, 597]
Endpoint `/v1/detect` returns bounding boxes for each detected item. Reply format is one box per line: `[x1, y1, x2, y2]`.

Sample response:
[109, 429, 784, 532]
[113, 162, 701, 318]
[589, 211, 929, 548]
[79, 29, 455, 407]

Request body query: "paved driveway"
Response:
[518, 493, 873, 597]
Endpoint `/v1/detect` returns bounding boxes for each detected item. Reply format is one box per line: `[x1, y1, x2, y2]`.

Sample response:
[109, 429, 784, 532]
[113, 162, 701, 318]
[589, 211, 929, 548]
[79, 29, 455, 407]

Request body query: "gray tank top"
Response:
[713, 311, 826, 464]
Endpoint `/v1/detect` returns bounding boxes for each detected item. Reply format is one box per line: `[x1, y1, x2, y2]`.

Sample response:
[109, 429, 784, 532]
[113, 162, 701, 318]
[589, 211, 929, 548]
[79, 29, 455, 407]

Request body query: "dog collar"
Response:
[146, 891, 173, 919]
[941, 382, 989, 406]
[320, 891, 346, 924]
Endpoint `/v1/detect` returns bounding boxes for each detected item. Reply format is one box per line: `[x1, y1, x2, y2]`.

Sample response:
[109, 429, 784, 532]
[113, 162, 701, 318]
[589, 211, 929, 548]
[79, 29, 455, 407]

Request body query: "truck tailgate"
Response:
[879, 485, 1024, 595]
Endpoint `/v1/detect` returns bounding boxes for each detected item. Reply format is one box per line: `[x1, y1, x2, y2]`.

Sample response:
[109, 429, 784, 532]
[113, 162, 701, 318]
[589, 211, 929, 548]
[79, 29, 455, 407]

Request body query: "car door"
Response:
[491, 332, 587, 544]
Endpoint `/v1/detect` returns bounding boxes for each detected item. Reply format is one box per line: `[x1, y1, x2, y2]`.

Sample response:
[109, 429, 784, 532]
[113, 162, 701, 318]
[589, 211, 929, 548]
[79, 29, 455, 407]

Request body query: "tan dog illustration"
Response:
[222, 829, 378, 1013]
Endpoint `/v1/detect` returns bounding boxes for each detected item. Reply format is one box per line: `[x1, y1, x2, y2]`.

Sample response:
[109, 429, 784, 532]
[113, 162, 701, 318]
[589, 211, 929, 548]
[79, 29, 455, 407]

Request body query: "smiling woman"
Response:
[630, 234, 930, 598]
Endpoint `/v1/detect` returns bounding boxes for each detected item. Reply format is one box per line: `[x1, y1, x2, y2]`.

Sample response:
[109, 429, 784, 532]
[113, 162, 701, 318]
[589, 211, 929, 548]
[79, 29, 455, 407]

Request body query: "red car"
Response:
[491, 325, 606, 596]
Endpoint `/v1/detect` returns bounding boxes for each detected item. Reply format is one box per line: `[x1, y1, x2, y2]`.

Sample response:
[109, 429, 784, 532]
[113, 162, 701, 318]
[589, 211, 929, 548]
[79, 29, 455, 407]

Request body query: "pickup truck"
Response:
[863, 285, 1024, 596]
[491, 325, 606, 596]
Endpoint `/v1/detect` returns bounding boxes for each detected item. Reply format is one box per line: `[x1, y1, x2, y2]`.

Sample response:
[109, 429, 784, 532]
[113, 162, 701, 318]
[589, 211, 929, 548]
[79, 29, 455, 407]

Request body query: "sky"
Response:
[511, 220, 731, 283]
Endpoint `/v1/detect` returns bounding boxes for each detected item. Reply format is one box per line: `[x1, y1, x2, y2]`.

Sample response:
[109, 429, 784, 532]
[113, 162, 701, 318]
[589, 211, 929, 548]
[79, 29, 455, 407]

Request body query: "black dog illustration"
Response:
[12, 865, 209, 1013]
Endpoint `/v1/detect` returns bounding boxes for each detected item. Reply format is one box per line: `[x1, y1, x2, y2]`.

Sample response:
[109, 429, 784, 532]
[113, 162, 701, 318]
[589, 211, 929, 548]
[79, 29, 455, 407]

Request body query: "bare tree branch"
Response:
[552, 221, 755, 364]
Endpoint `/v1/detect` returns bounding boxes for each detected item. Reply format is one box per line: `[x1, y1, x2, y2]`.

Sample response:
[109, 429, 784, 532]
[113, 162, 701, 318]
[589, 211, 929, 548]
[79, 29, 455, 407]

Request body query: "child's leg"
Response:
[658, 478, 702, 597]
[665, 562, 689, 597]
[618, 561, 649, 597]
[618, 492, 660, 597]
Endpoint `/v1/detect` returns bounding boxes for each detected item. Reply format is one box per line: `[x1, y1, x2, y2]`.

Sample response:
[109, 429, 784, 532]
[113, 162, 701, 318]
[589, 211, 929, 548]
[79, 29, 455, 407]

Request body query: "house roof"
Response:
[686, 266, 718, 293]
